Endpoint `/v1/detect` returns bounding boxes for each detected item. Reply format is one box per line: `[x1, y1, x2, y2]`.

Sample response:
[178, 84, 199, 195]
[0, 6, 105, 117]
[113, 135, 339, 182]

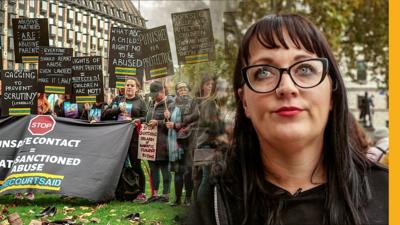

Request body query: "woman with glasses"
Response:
[189, 14, 387, 225]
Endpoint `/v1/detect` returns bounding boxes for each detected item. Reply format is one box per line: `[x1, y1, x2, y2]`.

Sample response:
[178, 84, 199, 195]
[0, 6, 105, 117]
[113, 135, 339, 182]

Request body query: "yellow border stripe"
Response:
[1, 185, 60, 192]
[186, 59, 209, 64]
[115, 66, 136, 71]
[390, 0, 398, 224]
[0, 180, 3, 185]
[185, 53, 208, 59]
[115, 71, 136, 75]
[5, 173, 64, 179]
[150, 72, 168, 77]
[150, 67, 167, 73]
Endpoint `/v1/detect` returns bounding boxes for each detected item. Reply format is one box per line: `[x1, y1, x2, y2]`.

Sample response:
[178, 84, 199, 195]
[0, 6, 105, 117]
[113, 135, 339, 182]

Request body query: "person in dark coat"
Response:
[165, 81, 199, 206]
[145, 81, 174, 203]
[103, 78, 148, 201]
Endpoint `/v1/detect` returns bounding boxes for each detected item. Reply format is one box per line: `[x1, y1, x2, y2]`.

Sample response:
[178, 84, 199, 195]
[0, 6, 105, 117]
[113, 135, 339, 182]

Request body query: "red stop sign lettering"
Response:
[28, 115, 56, 136]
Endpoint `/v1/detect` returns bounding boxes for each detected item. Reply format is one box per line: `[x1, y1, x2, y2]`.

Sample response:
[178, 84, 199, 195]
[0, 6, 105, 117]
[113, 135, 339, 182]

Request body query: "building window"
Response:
[67, 9, 74, 21]
[68, 30, 74, 40]
[58, 6, 64, 17]
[66, 22, 72, 29]
[83, 15, 88, 24]
[58, 28, 63, 37]
[41, 1, 47, 12]
[8, 37, 14, 50]
[29, 12, 34, 18]
[76, 12, 82, 22]
[50, 25, 57, 36]
[29, 0, 35, 8]
[58, 20, 63, 27]
[50, 3, 56, 15]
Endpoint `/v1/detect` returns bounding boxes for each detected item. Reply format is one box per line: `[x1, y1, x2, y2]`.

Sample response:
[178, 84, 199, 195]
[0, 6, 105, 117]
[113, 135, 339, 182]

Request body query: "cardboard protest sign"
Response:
[138, 124, 157, 161]
[0, 70, 38, 116]
[108, 27, 143, 88]
[12, 18, 49, 63]
[0, 115, 134, 202]
[72, 57, 104, 103]
[38, 47, 73, 94]
[141, 26, 174, 80]
[172, 9, 215, 65]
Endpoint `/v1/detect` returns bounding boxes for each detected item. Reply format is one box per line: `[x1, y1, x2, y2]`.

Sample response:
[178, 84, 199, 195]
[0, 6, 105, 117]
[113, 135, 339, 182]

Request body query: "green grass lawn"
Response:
[0, 165, 187, 225]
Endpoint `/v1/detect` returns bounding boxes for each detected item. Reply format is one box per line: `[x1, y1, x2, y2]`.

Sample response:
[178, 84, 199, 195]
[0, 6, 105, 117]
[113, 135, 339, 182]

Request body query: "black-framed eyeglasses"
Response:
[242, 58, 329, 93]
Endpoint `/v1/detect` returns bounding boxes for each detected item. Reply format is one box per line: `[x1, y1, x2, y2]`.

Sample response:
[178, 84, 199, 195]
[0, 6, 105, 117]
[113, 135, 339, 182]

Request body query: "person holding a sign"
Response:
[144, 81, 174, 203]
[54, 94, 84, 119]
[165, 81, 199, 206]
[103, 78, 148, 201]
[189, 14, 387, 225]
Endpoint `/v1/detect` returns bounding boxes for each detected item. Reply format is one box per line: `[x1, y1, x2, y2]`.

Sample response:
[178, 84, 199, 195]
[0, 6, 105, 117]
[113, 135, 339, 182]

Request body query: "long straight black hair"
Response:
[226, 14, 372, 225]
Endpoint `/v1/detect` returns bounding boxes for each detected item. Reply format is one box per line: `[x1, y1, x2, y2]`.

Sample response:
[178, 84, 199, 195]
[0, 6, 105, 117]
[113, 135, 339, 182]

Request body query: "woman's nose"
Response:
[275, 72, 299, 97]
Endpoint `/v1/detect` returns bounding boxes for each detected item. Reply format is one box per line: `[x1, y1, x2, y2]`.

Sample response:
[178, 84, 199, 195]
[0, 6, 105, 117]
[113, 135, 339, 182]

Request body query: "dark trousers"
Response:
[148, 160, 171, 195]
[130, 157, 145, 193]
[171, 160, 193, 202]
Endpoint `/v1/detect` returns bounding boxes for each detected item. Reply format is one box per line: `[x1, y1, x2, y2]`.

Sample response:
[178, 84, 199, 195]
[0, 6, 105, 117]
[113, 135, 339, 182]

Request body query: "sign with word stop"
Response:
[28, 115, 55, 136]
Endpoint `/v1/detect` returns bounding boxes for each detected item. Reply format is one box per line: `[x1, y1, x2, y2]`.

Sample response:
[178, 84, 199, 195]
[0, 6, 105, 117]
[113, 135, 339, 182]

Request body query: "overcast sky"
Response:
[130, 0, 235, 66]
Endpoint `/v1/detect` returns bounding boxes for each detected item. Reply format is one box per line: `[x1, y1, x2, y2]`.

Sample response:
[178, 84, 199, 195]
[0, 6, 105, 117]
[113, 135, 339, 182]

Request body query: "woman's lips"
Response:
[275, 107, 303, 117]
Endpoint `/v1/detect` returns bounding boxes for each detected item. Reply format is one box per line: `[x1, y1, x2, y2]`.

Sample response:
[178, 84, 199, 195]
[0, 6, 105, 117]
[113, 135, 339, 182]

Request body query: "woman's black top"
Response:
[188, 164, 388, 225]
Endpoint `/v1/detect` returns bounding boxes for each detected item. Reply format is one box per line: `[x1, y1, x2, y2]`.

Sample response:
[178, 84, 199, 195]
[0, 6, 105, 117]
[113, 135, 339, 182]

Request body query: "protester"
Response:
[103, 78, 147, 201]
[192, 75, 223, 202]
[165, 81, 199, 206]
[145, 81, 174, 203]
[189, 14, 387, 225]
[81, 102, 108, 123]
[37, 93, 52, 115]
[53, 94, 84, 119]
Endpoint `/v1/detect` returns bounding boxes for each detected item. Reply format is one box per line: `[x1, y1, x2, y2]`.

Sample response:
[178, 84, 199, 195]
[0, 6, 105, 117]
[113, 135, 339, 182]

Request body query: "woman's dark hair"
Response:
[226, 14, 371, 225]
[348, 112, 372, 154]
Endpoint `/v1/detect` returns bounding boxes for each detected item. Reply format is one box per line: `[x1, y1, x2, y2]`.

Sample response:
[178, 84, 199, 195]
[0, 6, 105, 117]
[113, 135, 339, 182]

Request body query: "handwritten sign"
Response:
[141, 26, 174, 80]
[72, 56, 104, 103]
[171, 9, 215, 65]
[138, 124, 158, 161]
[0, 70, 38, 116]
[12, 18, 49, 63]
[108, 27, 143, 88]
[38, 47, 73, 94]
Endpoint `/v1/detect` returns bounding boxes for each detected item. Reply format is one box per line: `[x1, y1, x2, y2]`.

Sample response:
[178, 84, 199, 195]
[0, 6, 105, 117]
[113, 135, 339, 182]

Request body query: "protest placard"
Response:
[108, 27, 143, 88]
[72, 56, 104, 103]
[38, 47, 73, 94]
[0, 70, 37, 116]
[172, 9, 215, 65]
[12, 18, 49, 63]
[141, 26, 174, 80]
[138, 124, 158, 161]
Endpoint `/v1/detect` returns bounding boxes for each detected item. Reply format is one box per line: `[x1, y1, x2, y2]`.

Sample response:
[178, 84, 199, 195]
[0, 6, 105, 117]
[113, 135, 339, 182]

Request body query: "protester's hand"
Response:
[90, 119, 97, 124]
[148, 120, 158, 128]
[84, 103, 90, 111]
[166, 122, 174, 129]
[164, 110, 170, 120]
